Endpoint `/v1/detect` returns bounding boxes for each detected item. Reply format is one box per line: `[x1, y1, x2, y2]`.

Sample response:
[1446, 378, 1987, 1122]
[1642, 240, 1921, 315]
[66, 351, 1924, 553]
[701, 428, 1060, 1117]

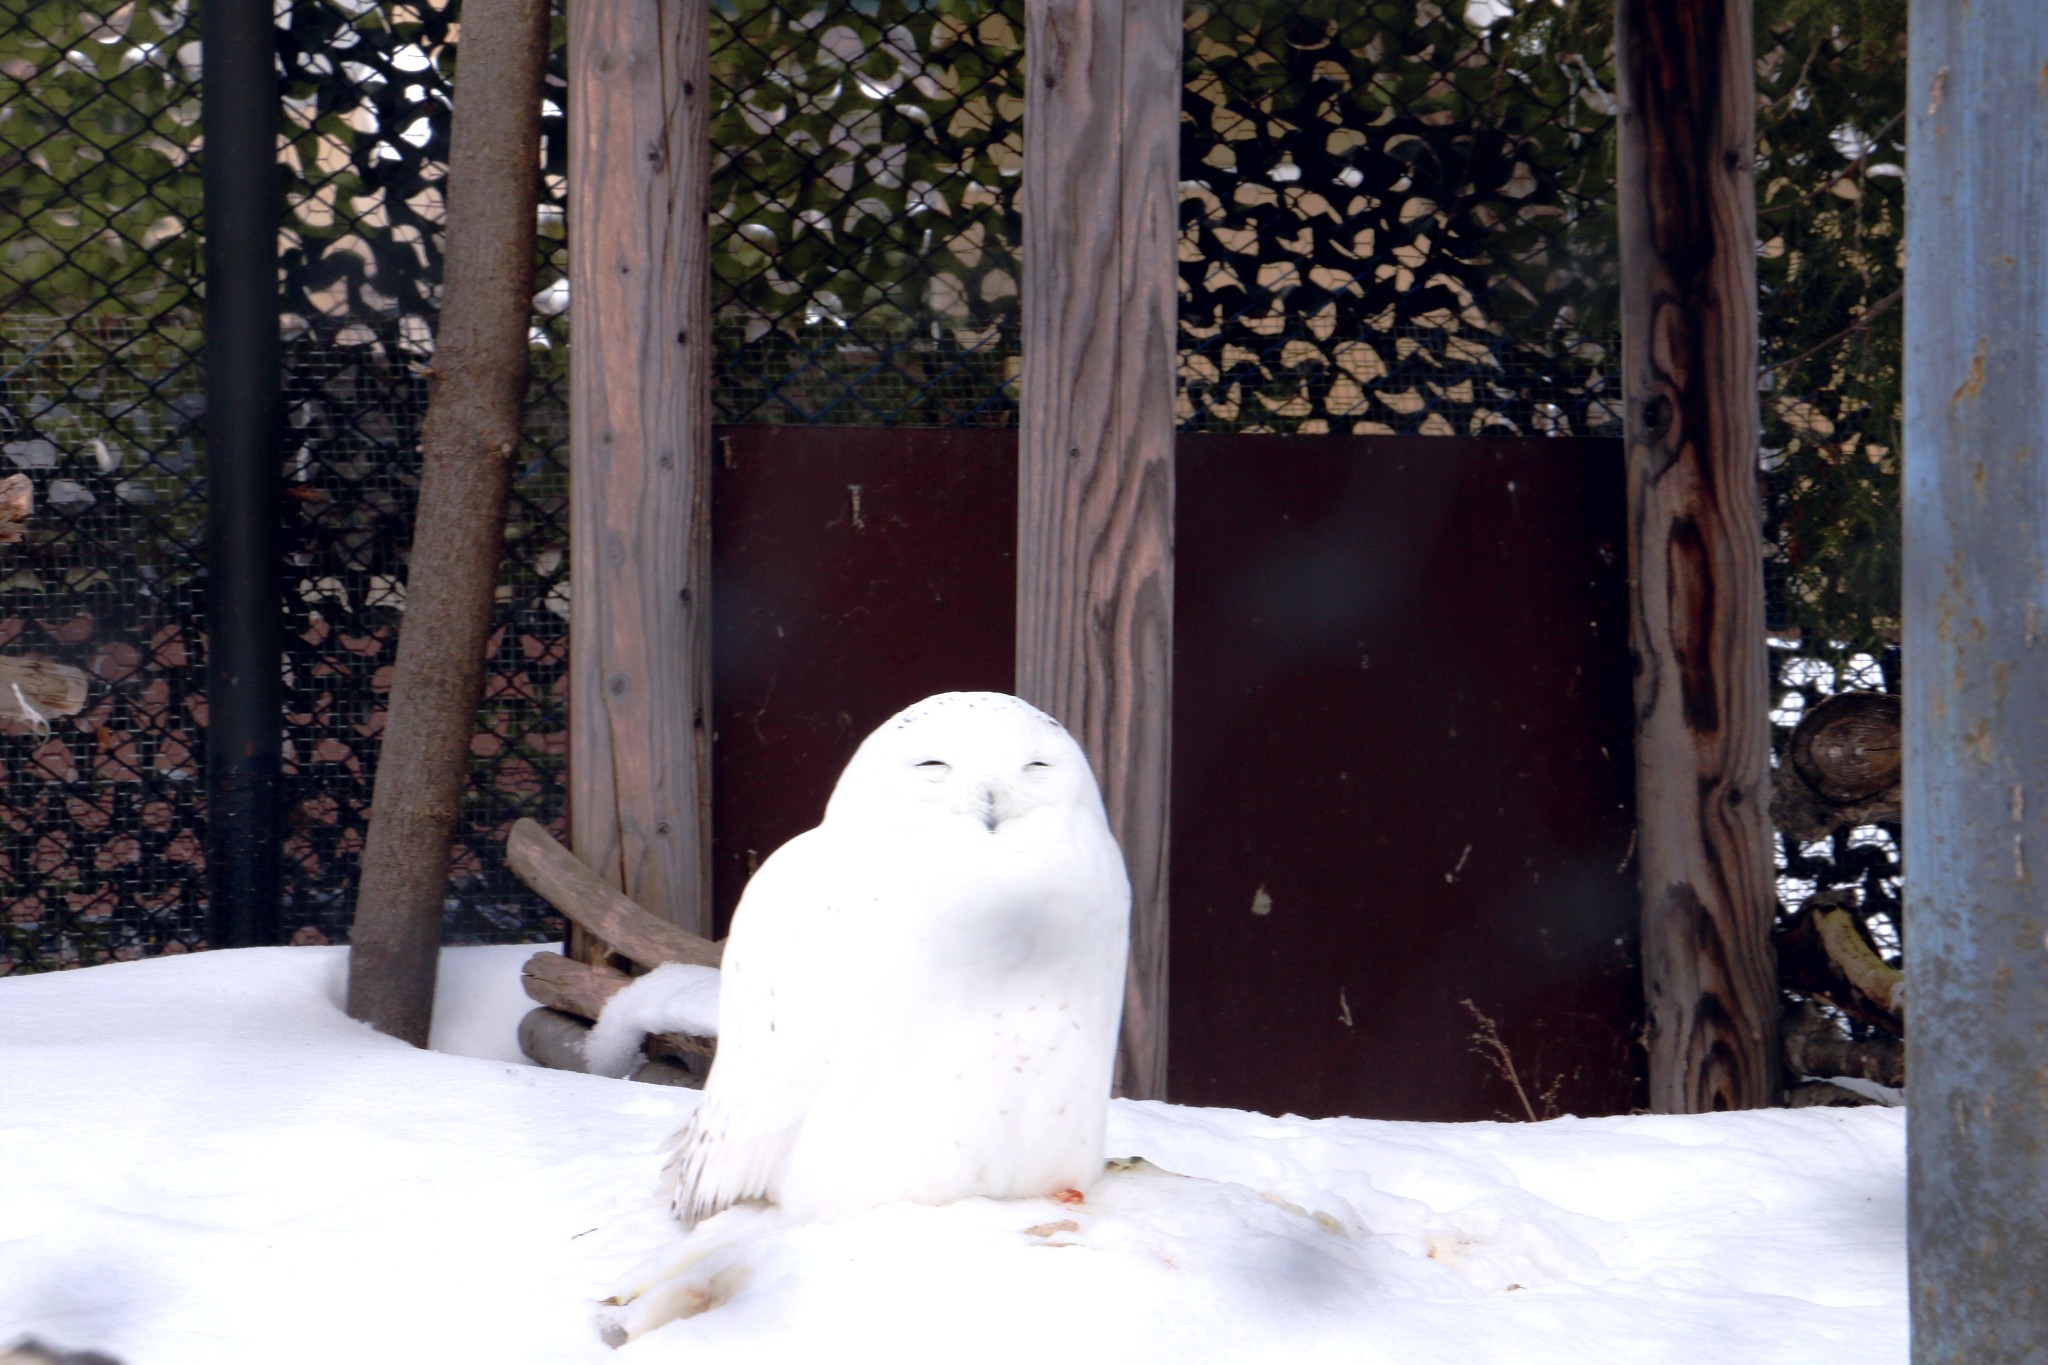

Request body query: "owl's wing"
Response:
[663, 828, 848, 1226]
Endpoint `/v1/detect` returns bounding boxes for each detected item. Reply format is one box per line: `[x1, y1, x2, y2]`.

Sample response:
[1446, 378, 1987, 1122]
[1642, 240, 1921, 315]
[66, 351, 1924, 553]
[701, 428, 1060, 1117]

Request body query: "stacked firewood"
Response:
[1769, 692, 1905, 1106]
[503, 818, 720, 1088]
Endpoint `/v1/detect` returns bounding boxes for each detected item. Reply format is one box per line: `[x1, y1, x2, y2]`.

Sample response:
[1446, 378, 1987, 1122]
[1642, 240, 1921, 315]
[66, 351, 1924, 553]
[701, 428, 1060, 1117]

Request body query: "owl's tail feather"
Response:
[661, 1108, 791, 1229]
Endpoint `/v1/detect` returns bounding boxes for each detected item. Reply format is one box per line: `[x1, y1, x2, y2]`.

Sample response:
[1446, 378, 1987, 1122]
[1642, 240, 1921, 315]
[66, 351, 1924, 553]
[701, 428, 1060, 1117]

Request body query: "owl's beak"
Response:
[978, 784, 1000, 831]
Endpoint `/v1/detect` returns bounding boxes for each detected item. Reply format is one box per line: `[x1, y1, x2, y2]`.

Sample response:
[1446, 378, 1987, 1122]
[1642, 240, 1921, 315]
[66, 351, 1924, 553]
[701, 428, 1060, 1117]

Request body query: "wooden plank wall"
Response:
[566, 0, 714, 945]
[1018, 0, 1181, 1099]
[1615, 0, 1777, 1112]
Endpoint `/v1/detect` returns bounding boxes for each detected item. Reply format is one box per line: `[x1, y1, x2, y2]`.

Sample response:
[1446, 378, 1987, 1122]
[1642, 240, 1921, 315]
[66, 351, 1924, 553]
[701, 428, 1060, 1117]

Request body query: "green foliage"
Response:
[1754, 0, 1905, 656]
[0, 2, 201, 320]
[709, 0, 1024, 422]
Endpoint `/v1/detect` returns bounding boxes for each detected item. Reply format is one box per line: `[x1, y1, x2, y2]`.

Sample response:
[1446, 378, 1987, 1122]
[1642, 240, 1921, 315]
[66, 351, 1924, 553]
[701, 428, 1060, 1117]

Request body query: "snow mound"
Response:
[0, 946, 1906, 1365]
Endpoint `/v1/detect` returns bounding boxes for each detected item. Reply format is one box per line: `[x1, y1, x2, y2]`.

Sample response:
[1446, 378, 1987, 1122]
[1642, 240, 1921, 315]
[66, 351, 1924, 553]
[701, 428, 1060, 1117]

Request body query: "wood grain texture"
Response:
[568, 0, 714, 951]
[507, 818, 721, 970]
[1019, 0, 1179, 1100]
[1615, 0, 1777, 1113]
[520, 948, 632, 1019]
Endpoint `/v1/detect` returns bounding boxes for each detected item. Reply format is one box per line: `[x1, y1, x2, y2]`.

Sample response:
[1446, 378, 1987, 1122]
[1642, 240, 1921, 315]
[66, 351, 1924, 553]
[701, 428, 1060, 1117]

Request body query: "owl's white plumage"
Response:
[663, 691, 1131, 1227]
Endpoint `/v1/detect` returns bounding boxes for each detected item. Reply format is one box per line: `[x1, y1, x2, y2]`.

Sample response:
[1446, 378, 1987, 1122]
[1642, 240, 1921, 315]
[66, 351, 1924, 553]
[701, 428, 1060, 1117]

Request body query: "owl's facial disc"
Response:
[824, 692, 1107, 833]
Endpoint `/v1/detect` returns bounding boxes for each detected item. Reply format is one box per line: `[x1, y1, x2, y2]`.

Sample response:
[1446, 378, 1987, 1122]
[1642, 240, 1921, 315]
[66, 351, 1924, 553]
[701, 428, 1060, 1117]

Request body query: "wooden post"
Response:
[1019, 0, 1179, 1099]
[1904, 4, 2048, 1347]
[567, 0, 714, 947]
[1615, 0, 1777, 1112]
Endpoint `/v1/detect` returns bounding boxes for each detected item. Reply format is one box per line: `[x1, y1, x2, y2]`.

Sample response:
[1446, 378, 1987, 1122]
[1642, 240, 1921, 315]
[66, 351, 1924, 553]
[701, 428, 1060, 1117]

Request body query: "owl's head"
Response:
[823, 692, 1108, 834]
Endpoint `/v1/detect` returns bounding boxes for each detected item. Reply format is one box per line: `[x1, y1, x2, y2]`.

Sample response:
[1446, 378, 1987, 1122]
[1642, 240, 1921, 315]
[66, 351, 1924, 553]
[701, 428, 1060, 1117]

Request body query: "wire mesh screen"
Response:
[1177, 1, 1618, 436]
[4, 0, 1905, 976]
[1, 4, 210, 969]
[271, 1, 571, 946]
[1753, 6, 1906, 998]
[706, 0, 1623, 435]
[709, 0, 1026, 426]
[0, 1, 573, 970]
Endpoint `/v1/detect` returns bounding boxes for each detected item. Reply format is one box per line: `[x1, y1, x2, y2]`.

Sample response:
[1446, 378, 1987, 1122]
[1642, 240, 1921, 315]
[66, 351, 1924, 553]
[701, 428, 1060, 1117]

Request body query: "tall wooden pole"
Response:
[347, 0, 550, 1044]
[1019, 0, 1179, 1098]
[1904, 3, 2048, 1350]
[1615, 0, 1777, 1112]
[567, 0, 714, 946]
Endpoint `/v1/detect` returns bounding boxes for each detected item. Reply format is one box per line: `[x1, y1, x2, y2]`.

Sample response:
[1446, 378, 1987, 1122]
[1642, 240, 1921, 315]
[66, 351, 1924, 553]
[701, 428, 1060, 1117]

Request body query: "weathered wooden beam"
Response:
[1019, 0, 1179, 1101]
[567, 0, 714, 953]
[1904, 0, 2048, 1344]
[1615, 0, 1777, 1113]
[506, 818, 721, 970]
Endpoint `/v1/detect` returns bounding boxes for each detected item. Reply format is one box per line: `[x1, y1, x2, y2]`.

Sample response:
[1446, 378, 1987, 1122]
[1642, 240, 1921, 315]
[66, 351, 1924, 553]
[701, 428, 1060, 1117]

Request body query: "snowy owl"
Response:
[663, 691, 1131, 1226]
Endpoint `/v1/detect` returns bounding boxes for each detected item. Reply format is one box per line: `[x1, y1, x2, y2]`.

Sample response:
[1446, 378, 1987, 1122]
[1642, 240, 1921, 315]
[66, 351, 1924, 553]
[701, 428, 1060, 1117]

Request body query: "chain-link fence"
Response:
[3, 0, 1904, 977]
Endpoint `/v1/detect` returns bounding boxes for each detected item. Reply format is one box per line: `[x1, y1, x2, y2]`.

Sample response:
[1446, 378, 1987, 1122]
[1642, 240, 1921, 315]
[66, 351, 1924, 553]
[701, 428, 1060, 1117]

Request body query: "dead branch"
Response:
[1461, 998, 1555, 1122]
[1785, 1080, 1881, 1108]
[1776, 890, 1904, 1036]
[506, 819, 722, 971]
[1782, 1000, 1904, 1088]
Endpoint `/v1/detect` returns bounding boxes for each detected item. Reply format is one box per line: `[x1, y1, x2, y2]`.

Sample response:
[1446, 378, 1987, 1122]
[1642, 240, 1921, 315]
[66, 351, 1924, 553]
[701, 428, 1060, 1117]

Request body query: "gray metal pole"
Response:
[1904, 3, 2048, 1357]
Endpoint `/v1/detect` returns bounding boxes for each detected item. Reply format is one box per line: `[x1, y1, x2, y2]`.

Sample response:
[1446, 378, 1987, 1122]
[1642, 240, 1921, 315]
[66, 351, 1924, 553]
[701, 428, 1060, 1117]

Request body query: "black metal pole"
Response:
[202, 0, 284, 949]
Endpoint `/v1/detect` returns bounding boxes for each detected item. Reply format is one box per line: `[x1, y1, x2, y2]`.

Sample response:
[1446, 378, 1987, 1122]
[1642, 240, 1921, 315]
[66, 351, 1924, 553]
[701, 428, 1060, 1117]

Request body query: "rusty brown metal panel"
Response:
[1169, 432, 1643, 1121]
[705, 425, 1641, 1121]
[707, 425, 1016, 934]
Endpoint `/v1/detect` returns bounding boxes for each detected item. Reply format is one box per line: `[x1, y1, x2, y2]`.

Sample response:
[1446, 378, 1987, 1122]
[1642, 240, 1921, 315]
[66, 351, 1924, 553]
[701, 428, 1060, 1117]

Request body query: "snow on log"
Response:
[520, 951, 715, 1071]
[506, 818, 721, 971]
[1770, 692, 1901, 842]
[515, 1006, 700, 1087]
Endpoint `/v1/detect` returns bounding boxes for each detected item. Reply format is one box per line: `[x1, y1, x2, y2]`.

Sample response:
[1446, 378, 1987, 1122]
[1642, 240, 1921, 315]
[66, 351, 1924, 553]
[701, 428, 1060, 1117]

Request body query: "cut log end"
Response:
[1772, 692, 1901, 842]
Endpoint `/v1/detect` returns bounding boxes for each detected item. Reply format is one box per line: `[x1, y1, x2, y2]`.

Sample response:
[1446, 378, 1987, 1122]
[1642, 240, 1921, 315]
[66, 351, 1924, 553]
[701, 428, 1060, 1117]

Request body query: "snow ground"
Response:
[0, 947, 1905, 1364]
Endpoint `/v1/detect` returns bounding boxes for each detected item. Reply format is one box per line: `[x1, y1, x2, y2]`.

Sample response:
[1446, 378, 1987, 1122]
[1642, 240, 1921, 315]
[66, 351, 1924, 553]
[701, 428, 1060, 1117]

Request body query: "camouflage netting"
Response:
[2, 0, 1902, 975]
